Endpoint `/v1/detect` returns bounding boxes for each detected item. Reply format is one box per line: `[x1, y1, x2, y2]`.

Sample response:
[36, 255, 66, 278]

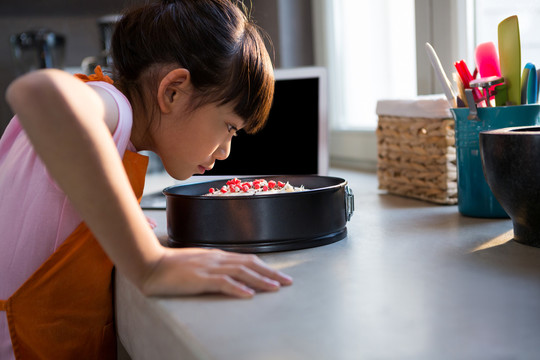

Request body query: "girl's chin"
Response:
[163, 166, 192, 181]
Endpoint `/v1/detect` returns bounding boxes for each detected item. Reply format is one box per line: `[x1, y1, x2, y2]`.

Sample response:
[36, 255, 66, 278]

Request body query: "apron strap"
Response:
[74, 65, 113, 84]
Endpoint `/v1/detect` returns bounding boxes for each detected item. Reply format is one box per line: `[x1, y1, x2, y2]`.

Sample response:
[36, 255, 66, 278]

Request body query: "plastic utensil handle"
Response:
[521, 66, 530, 105]
[425, 42, 456, 106]
[455, 60, 483, 103]
[498, 15, 521, 106]
[494, 84, 508, 107]
[475, 42, 501, 78]
[525, 63, 537, 104]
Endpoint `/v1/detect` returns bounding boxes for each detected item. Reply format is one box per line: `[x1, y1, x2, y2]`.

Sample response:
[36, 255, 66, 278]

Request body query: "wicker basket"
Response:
[376, 114, 457, 204]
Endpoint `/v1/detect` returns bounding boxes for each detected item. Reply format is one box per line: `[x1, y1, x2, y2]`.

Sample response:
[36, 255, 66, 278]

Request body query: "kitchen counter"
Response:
[116, 168, 540, 360]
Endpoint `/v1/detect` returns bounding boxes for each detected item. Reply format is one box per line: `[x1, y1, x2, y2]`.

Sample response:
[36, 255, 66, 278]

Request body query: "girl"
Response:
[0, 0, 292, 358]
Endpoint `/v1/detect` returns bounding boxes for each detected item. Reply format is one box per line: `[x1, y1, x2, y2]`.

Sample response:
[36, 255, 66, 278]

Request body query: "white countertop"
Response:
[116, 168, 540, 360]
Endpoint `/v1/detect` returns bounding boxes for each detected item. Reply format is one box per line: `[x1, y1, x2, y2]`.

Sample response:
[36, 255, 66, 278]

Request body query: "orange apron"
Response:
[0, 74, 148, 358]
[0, 150, 148, 359]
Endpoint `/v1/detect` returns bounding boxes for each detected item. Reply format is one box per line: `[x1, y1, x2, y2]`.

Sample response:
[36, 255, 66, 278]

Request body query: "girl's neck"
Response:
[115, 83, 154, 152]
[129, 103, 154, 152]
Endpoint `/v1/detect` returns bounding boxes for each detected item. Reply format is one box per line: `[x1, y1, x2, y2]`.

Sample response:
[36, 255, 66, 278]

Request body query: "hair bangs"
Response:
[214, 23, 274, 134]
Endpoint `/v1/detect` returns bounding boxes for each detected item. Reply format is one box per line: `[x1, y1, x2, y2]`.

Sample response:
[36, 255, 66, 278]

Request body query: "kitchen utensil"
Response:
[425, 42, 456, 107]
[498, 15, 521, 105]
[494, 84, 508, 107]
[470, 76, 504, 107]
[522, 64, 530, 105]
[164, 175, 354, 253]
[10, 29, 65, 75]
[453, 72, 468, 107]
[521, 63, 537, 104]
[465, 89, 478, 120]
[475, 42, 501, 78]
[454, 60, 483, 104]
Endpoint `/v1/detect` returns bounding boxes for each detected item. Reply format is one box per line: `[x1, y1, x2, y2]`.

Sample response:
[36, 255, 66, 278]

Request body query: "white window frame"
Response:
[314, 0, 470, 171]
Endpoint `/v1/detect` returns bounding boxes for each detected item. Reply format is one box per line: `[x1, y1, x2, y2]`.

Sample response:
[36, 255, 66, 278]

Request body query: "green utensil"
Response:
[494, 84, 508, 106]
[498, 15, 521, 106]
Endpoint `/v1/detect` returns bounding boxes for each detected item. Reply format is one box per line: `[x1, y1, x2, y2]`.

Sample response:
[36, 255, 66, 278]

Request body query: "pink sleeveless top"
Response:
[0, 81, 134, 359]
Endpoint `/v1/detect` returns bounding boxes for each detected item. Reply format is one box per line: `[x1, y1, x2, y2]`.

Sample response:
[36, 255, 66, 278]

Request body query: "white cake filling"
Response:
[205, 178, 306, 196]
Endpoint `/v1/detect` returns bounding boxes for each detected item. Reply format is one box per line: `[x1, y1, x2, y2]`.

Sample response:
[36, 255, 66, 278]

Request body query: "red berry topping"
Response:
[209, 188, 215, 194]
[242, 184, 249, 192]
[268, 180, 276, 189]
[277, 181, 286, 188]
[220, 186, 227, 193]
[262, 185, 268, 191]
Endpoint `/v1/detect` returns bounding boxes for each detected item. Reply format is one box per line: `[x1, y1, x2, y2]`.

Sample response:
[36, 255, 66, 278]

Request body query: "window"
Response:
[313, 0, 417, 130]
[316, 0, 540, 169]
[473, 0, 540, 70]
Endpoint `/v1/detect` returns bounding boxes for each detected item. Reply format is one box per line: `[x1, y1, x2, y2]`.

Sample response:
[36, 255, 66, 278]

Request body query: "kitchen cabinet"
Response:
[116, 168, 540, 359]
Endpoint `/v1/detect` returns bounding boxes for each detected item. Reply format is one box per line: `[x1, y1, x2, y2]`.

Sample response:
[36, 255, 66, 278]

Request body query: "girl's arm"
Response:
[6, 69, 291, 298]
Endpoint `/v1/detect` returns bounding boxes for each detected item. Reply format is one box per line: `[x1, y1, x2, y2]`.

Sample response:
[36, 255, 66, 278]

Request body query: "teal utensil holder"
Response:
[451, 104, 540, 217]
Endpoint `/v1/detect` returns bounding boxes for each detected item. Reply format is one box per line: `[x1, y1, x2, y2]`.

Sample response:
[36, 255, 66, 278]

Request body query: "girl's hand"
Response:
[140, 248, 293, 298]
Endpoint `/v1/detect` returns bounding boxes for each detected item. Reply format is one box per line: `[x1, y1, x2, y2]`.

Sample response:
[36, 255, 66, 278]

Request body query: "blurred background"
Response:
[2, 0, 540, 170]
[0, 0, 315, 136]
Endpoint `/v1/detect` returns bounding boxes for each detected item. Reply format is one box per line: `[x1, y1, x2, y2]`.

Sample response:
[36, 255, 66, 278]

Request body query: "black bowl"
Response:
[480, 126, 540, 247]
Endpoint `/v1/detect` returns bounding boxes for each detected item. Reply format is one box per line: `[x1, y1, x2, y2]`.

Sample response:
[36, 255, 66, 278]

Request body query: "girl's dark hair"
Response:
[111, 0, 274, 133]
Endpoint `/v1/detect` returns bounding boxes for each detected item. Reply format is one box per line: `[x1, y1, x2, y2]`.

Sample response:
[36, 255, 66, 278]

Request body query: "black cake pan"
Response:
[163, 175, 354, 253]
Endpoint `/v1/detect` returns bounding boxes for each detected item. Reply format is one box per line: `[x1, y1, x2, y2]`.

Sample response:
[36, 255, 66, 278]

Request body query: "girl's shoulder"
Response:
[90, 81, 134, 155]
[75, 67, 132, 133]
[88, 82, 121, 134]
[84, 79, 132, 121]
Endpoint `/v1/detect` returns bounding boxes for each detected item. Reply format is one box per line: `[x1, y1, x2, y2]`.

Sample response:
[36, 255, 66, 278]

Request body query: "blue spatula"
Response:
[521, 63, 537, 104]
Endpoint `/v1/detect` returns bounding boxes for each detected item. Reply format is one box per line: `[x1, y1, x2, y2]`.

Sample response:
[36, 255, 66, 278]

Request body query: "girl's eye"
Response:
[227, 124, 239, 136]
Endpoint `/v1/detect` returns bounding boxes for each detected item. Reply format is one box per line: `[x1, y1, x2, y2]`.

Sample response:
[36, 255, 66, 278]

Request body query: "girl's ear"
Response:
[157, 68, 191, 114]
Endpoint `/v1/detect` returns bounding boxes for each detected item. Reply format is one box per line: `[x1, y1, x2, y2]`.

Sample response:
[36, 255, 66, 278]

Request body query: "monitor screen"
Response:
[201, 66, 328, 176]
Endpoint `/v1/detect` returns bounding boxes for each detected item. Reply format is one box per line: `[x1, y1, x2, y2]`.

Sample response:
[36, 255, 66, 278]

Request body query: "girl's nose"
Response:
[214, 139, 231, 161]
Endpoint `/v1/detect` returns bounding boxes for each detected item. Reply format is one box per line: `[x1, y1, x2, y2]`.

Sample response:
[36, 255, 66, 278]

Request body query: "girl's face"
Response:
[152, 100, 245, 180]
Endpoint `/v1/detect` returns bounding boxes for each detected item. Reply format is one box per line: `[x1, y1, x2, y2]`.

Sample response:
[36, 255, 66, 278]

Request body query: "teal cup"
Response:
[451, 105, 540, 218]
